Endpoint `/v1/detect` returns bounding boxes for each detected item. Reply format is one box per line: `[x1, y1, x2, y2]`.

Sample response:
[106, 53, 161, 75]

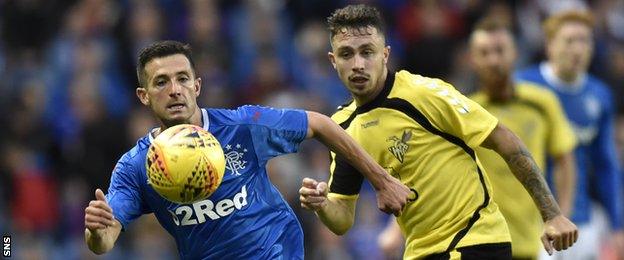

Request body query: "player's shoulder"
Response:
[126, 135, 151, 161]
[204, 106, 244, 125]
[394, 70, 452, 91]
[331, 100, 356, 124]
[468, 91, 487, 105]
[585, 74, 613, 97]
[515, 82, 559, 103]
[112, 135, 150, 175]
[206, 105, 305, 126]
[205, 105, 275, 126]
[392, 70, 461, 106]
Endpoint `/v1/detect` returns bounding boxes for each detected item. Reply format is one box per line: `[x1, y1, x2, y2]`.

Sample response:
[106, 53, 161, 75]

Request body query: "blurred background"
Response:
[0, 0, 622, 259]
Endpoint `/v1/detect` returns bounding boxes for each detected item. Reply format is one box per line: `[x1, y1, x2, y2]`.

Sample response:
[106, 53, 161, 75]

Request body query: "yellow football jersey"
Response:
[328, 70, 510, 259]
[470, 83, 576, 258]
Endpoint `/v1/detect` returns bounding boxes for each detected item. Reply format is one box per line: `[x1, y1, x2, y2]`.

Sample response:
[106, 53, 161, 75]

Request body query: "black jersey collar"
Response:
[356, 70, 395, 112]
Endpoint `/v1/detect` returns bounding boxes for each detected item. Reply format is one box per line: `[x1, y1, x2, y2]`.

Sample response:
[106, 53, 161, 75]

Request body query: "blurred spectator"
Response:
[605, 42, 624, 113]
[236, 54, 292, 105]
[58, 71, 127, 193]
[292, 21, 350, 109]
[396, 0, 464, 78]
[126, 0, 166, 58]
[187, 0, 232, 108]
[5, 143, 59, 233]
[0, 75, 59, 235]
[225, 0, 296, 87]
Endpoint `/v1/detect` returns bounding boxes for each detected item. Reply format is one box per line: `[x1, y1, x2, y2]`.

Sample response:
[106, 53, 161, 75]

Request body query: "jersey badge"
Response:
[387, 130, 411, 163]
[224, 144, 248, 176]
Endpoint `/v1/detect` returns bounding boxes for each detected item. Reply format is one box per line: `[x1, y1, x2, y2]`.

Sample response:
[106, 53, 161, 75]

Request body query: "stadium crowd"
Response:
[0, 0, 623, 259]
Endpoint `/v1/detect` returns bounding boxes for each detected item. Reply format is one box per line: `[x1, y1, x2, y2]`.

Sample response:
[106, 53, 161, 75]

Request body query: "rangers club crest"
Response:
[224, 144, 248, 176]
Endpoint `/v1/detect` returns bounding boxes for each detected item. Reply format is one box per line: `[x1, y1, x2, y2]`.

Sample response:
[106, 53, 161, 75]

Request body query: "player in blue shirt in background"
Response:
[83, 40, 411, 259]
[516, 10, 624, 259]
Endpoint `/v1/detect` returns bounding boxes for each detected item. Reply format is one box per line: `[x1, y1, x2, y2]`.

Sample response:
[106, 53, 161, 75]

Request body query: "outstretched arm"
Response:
[305, 111, 410, 215]
[84, 189, 122, 254]
[482, 123, 578, 254]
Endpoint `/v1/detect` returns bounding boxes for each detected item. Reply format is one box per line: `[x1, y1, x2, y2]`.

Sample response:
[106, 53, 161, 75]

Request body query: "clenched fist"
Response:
[299, 178, 328, 211]
[375, 175, 411, 216]
[541, 214, 578, 255]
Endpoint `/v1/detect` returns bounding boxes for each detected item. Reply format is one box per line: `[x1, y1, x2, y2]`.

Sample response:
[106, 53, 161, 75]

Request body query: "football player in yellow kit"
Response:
[299, 5, 578, 259]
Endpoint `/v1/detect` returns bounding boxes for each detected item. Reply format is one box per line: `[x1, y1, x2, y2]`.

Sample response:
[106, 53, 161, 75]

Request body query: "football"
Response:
[146, 124, 225, 204]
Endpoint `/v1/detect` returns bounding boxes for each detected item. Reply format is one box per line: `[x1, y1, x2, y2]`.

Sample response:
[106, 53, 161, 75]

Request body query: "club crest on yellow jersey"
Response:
[387, 130, 411, 163]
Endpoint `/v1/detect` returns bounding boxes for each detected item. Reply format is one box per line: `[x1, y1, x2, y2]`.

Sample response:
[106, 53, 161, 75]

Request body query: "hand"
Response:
[299, 178, 328, 211]
[376, 176, 411, 216]
[85, 189, 115, 236]
[541, 214, 578, 255]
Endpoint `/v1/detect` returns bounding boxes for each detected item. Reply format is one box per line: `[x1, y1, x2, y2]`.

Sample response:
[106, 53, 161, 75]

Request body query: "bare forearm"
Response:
[316, 197, 356, 235]
[84, 220, 121, 254]
[504, 146, 561, 221]
[483, 124, 561, 221]
[307, 112, 390, 190]
[553, 153, 576, 217]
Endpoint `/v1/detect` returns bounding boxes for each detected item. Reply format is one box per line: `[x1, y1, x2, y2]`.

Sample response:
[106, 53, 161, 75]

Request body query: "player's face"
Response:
[469, 30, 516, 86]
[547, 22, 593, 79]
[329, 26, 389, 100]
[136, 54, 201, 126]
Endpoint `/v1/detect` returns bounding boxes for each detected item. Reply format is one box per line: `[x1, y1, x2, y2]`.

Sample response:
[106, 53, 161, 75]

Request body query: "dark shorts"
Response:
[424, 242, 512, 260]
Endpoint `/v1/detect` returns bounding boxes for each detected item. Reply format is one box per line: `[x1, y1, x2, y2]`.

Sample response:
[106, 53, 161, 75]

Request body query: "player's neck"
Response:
[156, 106, 203, 135]
[354, 69, 388, 106]
[554, 70, 580, 84]
[483, 80, 514, 103]
[550, 62, 581, 84]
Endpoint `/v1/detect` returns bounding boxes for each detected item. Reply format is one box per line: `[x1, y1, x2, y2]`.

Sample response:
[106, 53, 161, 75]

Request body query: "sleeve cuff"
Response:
[328, 193, 359, 200]
[469, 117, 498, 148]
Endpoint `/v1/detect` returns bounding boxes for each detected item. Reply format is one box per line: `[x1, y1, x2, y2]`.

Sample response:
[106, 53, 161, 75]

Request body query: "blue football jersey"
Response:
[516, 62, 623, 229]
[106, 106, 308, 259]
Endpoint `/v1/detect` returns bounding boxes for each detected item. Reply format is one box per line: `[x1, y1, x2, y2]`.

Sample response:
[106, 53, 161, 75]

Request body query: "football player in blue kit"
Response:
[516, 10, 624, 259]
[83, 40, 411, 259]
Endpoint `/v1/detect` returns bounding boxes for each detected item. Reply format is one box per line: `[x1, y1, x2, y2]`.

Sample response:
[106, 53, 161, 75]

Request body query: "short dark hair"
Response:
[327, 4, 385, 40]
[136, 40, 196, 87]
[469, 17, 514, 45]
[472, 17, 512, 33]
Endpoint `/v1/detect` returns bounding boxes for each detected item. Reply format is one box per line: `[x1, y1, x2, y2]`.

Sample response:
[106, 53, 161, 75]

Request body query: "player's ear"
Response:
[383, 46, 391, 65]
[136, 87, 150, 106]
[194, 77, 202, 97]
[328, 52, 337, 70]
